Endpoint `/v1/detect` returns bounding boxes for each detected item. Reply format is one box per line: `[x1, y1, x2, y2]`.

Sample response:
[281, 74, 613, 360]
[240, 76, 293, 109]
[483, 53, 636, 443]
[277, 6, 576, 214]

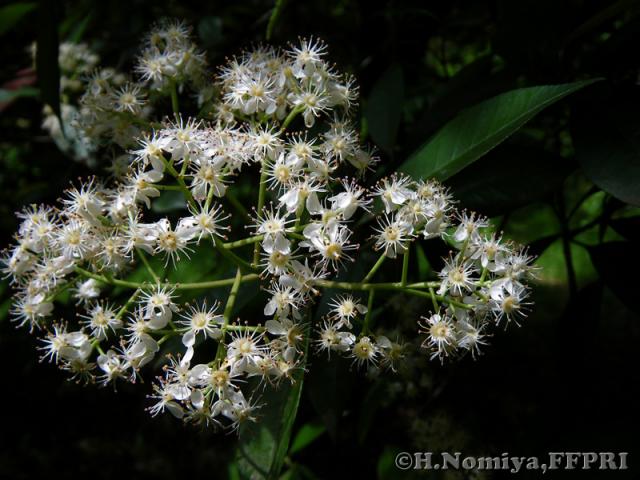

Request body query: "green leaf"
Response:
[400, 79, 600, 180]
[198, 16, 223, 49]
[365, 64, 404, 154]
[588, 241, 640, 314]
[446, 144, 573, 215]
[67, 12, 93, 43]
[609, 216, 640, 242]
[288, 422, 325, 455]
[36, 0, 61, 122]
[0, 87, 40, 103]
[266, 0, 287, 41]
[0, 3, 36, 36]
[235, 321, 310, 479]
[574, 93, 640, 206]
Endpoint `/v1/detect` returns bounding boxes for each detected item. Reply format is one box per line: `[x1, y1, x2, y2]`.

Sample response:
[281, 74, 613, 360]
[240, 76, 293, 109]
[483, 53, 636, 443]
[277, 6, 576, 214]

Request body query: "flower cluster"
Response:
[4, 22, 537, 430]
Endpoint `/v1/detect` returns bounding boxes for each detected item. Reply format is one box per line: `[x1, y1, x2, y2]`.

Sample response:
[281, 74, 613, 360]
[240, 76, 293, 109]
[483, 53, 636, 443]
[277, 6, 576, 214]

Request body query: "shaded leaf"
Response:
[67, 12, 93, 43]
[588, 241, 640, 314]
[151, 190, 187, 213]
[0, 3, 36, 36]
[609, 216, 640, 242]
[574, 93, 640, 206]
[236, 322, 310, 479]
[288, 422, 325, 455]
[447, 144, 574, 216]
[400, 80, 600, 180]
[365, 64, 404, 154]
[198, 16, 223, 49]
[0, 87, 40, 103]
[35, 0, 61, 121]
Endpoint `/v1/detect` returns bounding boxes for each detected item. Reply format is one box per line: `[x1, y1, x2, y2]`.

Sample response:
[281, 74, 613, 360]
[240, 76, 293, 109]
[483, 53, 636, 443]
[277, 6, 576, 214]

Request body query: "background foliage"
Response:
[1, 1, 639, 479]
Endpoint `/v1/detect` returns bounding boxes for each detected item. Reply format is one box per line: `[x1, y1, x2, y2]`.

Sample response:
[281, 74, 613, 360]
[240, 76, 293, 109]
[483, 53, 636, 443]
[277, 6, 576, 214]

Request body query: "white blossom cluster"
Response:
[5, 22, 537, 430]
[39, 20, 208, 166]
[35, 42, 101, 164]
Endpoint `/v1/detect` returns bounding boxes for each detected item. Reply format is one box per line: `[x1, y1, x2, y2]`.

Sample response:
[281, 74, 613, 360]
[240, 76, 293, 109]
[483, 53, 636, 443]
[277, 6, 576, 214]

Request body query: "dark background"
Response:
[1, 0, 639, 478]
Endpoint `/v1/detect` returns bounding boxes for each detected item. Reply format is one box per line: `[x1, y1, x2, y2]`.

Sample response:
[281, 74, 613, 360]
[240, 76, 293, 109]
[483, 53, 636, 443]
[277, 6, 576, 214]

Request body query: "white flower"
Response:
[226, 330, 267, 373]
[437, 257, 477, 296]
[72, 278, 101, 304]
[328, 295, 367, 329]
[111, 83, 146, 114]
[373, 214, 414, 259]
[264, 283, 303, 319]
[177, 301, 223, 347]
[489, 282, 529, 326]
[40, 324, 92, 364]
[314, 320, 355, 355]
[252, 205, 293, 238]
[261, 234, 293, 275]
[372, 175, 415, 214]
[454, 211, 489, 243]
[301, 221, 357, 269]
[190, 157, 227, 200]
[11, 292, 54, 330]
[328, 178, 370, 220]
[131, 132, 171, 172]
[154, 218, 197, 264]
[419, 313, 457, 361]
[350, 336, 379, 368]
[140, 285, 178, 329]
[180, 203, 230, 242]
[79, 302, 122, 339]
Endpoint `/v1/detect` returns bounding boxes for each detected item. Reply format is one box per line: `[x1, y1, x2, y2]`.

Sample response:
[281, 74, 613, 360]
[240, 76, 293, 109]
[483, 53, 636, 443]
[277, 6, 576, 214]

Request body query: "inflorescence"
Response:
[7, 20, 537, 430]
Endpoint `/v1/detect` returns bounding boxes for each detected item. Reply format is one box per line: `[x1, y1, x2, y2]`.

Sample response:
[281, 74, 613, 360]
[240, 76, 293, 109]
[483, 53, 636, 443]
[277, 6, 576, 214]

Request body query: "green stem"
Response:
[160, 155, 196, 208]
[170, 81, 179, 115]
[310, 279, 440, 291]
[362, 253, 387, 283]
[266, 0, 286, 40]
[214, 237, 257, 272]
[225, 188, 251, 221]
[401, 248, 410, 286]
[253, 162, 270, 266]
[153, 184, 183, 191]
[223, 235, 265, 249]
[293, 201, 305, 229]
[223, 268, 244, 323]
[428, 287, 439, 311]
[362, 289, 375, 335]
[404, 289, 472, 310]
[136, 248, 160, 283]
[215, 268, 244, 362]
[177, 274, 259, 290]
[74, 266, 258, 291]
[280, 105, 303, 131]
[224, 324, 266, 332]
[74, 266, 142, 289]
[116, 289, 140, 320]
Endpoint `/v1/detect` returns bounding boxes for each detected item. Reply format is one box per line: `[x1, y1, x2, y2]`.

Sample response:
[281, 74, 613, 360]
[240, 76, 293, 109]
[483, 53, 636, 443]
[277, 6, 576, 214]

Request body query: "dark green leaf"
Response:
[67, 12, 93, 43]
[574, 94, 640, 206]
[400, 79, 600, 181]
[36, 0, 61, 121]
[197, 16, 223, 49]
[447, 144, 573, 215]
[365, 64, 404, 154]
[0, 3, 36, 36]
[151, 191, 187, 213]
[609, 216, 640, 242]
[0, 87, 40, 103]
[588, 241, 640, 314]
[236, 322, 310, 479]
[288, 422, 325, 455]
